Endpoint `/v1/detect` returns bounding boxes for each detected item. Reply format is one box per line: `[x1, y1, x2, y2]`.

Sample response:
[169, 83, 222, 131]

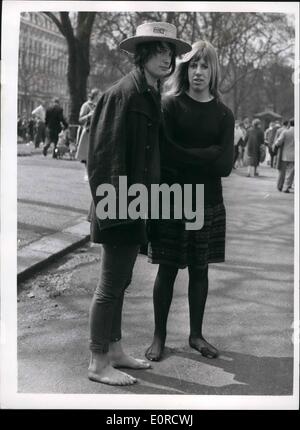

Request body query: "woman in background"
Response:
[76, 88, 100, 181]
[244, 118, 264, 177]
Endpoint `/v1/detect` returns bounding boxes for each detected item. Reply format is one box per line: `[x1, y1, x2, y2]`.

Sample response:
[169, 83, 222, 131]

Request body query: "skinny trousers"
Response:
[89, 244, 140, 353]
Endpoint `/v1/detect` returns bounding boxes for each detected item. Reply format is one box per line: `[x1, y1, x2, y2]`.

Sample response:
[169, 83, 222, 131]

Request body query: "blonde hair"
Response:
[164, 40, 221, 99]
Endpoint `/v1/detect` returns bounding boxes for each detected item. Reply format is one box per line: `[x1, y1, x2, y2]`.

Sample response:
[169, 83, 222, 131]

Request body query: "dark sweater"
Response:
[161, 93, 234, 205]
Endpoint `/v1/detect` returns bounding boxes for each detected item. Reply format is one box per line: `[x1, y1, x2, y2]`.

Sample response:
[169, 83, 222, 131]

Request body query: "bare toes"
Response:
[145, 345, 164, 362]
[134, 358, 151, 369]
[88, 368, 137, 386]
[111, 355, 152, 369]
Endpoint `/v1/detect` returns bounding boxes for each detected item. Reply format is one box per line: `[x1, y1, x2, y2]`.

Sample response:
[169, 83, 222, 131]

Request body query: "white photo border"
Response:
[1, 0, 299, 410]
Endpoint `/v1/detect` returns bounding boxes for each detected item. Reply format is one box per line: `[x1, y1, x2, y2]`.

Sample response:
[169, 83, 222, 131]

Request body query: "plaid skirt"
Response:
[148, 203, 226, 269]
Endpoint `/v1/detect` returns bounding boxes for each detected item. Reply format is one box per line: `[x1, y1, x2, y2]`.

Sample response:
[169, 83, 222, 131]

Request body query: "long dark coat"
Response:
[87, 68, 162, 244]
[244, 126, 264, 167]
[45, 105, 68, 133]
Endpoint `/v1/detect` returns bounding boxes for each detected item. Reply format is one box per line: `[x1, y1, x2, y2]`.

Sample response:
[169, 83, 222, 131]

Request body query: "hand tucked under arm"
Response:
[209, 109, 235, 177]
[165, 132, 222, 167]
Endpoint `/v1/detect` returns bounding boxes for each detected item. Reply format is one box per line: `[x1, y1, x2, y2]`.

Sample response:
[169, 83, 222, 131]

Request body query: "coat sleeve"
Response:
[275, 130, 286, 147]
[209, 107, 235, 177]
[162, 97, 222, 167]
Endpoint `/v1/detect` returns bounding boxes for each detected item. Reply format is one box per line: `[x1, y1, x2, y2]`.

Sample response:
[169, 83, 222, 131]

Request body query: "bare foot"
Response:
[189, 336, 219, 359]
[109, 340, 151, 369]
[145, 336, 165, 362]
[88, 364, 137, 385]
[88, 353, 137, 386]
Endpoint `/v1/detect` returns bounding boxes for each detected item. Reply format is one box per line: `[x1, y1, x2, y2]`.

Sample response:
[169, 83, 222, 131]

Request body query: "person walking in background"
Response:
[233, 120, 244, 168]
[273, 118, 294, 193]
[244, 118, 264, 177]
[264, 121, 274, 166]
[17, 116, 23, 141]
[241, 117, 250, 135]
[34, 116, 46, 148]
[32, 104, 46, 148]
[20, 115, 28, 142]
[27, 115, 35, 144]
[239, 117, 250, 165]
[87, 22, 191, 386]
[274, 120, 288, 145]
[272, 120, 289, 191]
[145, 40, 234, 362]
[76, 88, 100, 181]
[43, 98, 68, 158]
[264, 121, 280, 168]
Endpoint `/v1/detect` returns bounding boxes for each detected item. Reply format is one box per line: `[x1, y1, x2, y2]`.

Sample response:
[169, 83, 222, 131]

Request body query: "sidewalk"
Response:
[17, 142, 42, 156]
[17, 165, 295, 399]
[17, 152, 91, 281]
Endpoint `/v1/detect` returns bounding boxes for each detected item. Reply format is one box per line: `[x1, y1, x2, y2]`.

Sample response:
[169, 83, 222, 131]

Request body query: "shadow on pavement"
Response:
[126, 350, 293, 395]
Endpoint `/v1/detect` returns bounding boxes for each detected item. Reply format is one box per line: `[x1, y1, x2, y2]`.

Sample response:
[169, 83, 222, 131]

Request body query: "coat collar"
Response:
[130, 68, 150, 94]
[130, 68, 162, 118]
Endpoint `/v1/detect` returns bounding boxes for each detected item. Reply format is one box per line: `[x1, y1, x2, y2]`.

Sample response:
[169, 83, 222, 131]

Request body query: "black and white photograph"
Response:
[0, 1, 299, 411]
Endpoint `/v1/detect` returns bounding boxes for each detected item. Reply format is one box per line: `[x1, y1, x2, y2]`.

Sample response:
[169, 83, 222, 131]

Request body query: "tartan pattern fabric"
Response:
[148, 203, 226, 269]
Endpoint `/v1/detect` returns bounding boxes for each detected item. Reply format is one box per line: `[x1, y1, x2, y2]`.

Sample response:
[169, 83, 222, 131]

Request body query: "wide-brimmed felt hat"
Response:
[119, 22, 192, 56]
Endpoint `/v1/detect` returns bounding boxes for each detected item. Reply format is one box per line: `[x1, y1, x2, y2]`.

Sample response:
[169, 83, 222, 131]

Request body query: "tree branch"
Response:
[59, 12, 75, 43]
[42, 12, 66, 37]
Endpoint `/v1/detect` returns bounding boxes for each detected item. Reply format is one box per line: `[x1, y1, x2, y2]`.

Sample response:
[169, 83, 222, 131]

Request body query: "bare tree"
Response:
[90, 11, 294, 117]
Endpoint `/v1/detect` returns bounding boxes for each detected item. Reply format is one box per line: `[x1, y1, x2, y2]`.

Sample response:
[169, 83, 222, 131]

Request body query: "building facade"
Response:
[18, 12, 69, 118]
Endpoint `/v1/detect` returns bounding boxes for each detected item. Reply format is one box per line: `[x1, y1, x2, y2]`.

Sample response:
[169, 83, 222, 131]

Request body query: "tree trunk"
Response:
[43, 12, 96, 129]
[67, 36, 91, 125]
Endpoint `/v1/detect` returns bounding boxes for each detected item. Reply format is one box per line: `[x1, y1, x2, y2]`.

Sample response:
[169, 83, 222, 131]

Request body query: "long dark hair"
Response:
[134, 41, 176, 78]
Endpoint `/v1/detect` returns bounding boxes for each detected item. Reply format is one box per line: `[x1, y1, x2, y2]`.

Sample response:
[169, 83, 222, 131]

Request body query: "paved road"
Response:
[18, 153, 91, 249]
[17, 165, 296, 404]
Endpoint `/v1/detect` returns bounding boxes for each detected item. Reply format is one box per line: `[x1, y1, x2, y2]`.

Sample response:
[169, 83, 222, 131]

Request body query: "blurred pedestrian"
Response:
[146, 40, 234, 362]
[34, 116, 46, 148]
[273, 119, 294, 193]
[241, 117, 251, 135]
[233, 120, 244, 168]
[87, 22, 191, 386]
[20, 115, 28, 141]
[27, 115, 35, 144]
[32, 104, 46, 148]
[271, 120, 288, 190]
[43, 98, 68, 158]
[264, 121, 280, 167]
[244, 118, 264, 177]
[264, 121, 273, 166]
[274, 120, 288, 144]
[32, 103, 46, 121]
[240, 117, 250, 164]
[76, 88, 100, 181]
[17, 116, 23, 139]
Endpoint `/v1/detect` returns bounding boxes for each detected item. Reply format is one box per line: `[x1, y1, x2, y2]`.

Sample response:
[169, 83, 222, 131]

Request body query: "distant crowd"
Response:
[17, 113, 46, 148]
[233, 117, 294, 193]
[18, 102, 294, 193]
[17, 91, 99, 181]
